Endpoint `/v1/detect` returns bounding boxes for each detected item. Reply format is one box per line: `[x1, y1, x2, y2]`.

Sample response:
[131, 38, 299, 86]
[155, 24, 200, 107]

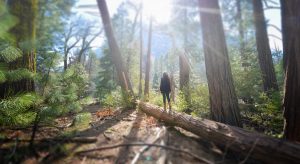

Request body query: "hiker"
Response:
[160, 72, 172, 112]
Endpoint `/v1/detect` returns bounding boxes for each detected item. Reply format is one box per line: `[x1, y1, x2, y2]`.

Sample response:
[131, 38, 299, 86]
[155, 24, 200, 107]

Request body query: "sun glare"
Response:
[142, 0, 172, 23]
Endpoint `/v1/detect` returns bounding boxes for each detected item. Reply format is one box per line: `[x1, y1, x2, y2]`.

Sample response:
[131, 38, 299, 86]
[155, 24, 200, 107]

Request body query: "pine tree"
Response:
[96, 46, 117, 100]
[0, 2, 38, 126]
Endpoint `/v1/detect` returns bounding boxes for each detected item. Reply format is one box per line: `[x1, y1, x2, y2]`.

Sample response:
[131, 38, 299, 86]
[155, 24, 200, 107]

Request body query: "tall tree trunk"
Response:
[198, 0, 241, 127]
[64, 55, 68, 71]
[281, 0, 300, 142]
[97, 0, 133, 94]
[170, 74, 175, 102]
[138, 5, 143, 97]
[252, 0, 278, 92]
[144, 17, 153, 97]
[236, 0, 247, 66]
[180, 2, 191, 112]
[0, 0, 37, 98]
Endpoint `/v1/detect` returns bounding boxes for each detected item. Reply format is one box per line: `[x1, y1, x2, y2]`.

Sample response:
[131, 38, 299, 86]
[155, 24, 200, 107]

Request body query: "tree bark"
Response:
[138, 4, 143, 98]
[0, 0, 37, 98]
[97, 0, 133, 94]
[170, 74, 175, 102]
[180, 1, 190, 90]
[280, 0, 300, 142]
[236, 0, 247, 66]
[138, 101, 300, 164]
[198, 0, 241, 126]
[252, 0, 278, 92]
[144, 17, 153, 97]
[180, 2, 191, 112]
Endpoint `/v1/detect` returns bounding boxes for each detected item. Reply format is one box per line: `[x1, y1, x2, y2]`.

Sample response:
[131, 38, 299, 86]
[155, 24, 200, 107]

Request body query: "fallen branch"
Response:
[75, 143, 212, 164]
[131, 127, 165, 164]
[138, 101, 300, 163]
[157, 138, 167, 164]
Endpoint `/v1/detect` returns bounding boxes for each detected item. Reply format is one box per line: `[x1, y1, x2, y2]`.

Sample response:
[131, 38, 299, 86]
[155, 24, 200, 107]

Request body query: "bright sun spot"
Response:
[142, 0, 172, 23]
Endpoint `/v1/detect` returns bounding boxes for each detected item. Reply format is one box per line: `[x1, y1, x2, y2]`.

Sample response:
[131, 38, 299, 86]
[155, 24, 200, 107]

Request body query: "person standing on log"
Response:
[160, 72, 172, 112]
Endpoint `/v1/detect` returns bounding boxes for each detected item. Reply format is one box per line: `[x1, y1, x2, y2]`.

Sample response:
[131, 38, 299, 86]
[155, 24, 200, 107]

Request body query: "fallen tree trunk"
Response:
[138, 101, 300, 163]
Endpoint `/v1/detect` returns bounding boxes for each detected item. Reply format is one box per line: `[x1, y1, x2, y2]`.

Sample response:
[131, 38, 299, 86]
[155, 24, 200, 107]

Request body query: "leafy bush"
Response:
[102, 90, 121, 108]
[101, 87, 135, 109]
[231, 52, 262, 103]
[42, 64, 89, 116]
[73, 112, 91, 129]
[256, 91, 283, 135]
[175, 91, 189, 112]
[190, 84, 210, 118]
[148, 90, 163, 107]
[176, 84, 210, 118]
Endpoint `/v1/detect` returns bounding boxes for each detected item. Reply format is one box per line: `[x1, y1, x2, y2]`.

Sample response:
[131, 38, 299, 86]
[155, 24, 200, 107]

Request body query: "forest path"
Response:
[59, 104, 238, 164]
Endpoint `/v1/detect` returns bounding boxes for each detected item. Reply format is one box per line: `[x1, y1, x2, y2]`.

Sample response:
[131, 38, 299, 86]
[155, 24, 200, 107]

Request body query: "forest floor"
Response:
[0, 104, 259, 164]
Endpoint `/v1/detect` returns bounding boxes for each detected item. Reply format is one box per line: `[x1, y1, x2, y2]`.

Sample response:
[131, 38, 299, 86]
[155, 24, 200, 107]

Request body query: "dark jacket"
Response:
[160, 77, 171, 93]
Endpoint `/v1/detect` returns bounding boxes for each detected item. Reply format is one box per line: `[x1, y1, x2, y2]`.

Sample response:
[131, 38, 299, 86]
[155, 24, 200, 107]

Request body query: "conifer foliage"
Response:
[0, 3, 38, 126]
[0, 39, 38, 126]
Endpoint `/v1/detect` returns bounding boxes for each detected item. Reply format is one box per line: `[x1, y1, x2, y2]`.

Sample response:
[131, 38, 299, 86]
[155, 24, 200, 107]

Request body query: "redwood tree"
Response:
[144, 17, 153, 97]
[252, 0, 278, 92]
[138, 3, 143, 97]
[0, 0, 38, 98]
[236, 0, 247, 66]
[198, 0, 241, 126]
[97, 0, 133, 94]
[179, 1, 191, 111]
[281, 0, 300, 142]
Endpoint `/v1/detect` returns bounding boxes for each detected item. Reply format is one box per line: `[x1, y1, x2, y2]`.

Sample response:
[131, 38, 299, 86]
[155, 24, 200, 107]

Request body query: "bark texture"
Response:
[97, 0, 133, 94]
[144, 18, 153, 97]
[138, 5, 143, 97]
[179, 2, 191, 111]
[252, 0, 278, 92]
[139, 101, 300, 163]
[179, 1, 190, 91]
[236, 0, 247, 66]
[281, 0, 300, 142]
[198, 0, 241, 126]
[0, 0, 37, 98]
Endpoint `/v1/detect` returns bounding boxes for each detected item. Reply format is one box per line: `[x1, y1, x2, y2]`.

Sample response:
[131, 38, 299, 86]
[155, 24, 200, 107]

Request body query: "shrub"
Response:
[42, 64, 89, 116]
[176, 84, 210, 118]
[148, 90, 163, 107]
[101, 87, 135, 109]
[242, 91, 284, 137]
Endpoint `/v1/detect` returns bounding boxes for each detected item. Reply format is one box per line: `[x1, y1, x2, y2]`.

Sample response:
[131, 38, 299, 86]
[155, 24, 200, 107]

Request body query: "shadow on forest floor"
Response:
[76, 107, 135, 138]
[0, 105, 136, 163]
[114, 110, 145, 163]
[43, 106, 136, 163]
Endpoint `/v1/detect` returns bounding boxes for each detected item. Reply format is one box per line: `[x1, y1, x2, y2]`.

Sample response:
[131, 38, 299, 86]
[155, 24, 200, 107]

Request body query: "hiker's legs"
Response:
[162, 93, 167, 110]
[166, 92, 171, 110]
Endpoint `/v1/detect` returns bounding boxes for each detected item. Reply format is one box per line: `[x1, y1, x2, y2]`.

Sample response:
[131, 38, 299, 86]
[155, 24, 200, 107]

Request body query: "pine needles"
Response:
[0, 93, 38, 126]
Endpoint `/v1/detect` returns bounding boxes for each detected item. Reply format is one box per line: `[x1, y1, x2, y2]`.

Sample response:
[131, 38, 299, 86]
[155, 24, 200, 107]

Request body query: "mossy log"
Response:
[138, 101, 300, 163]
